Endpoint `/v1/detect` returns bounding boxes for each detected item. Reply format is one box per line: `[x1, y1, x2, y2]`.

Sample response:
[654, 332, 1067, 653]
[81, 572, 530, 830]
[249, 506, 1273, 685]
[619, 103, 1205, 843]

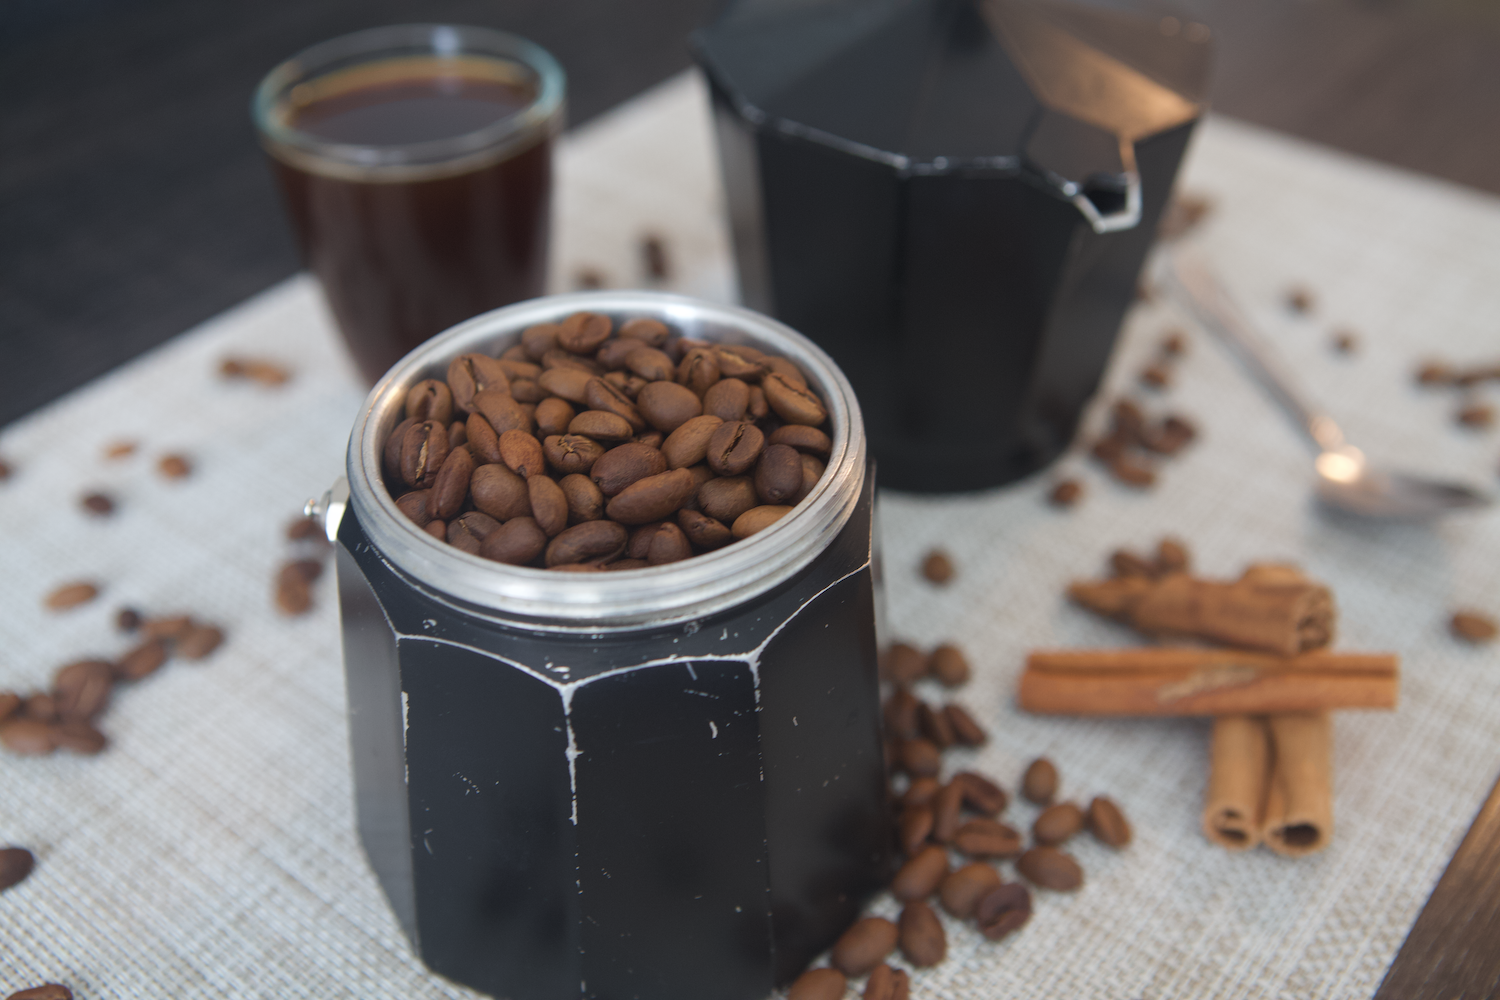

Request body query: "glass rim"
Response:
[252, 23, 565, 182]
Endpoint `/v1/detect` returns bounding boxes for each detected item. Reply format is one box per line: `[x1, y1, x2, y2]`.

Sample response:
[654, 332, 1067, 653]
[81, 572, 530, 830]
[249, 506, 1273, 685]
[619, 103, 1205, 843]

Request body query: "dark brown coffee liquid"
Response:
[269, 57, 552, 384]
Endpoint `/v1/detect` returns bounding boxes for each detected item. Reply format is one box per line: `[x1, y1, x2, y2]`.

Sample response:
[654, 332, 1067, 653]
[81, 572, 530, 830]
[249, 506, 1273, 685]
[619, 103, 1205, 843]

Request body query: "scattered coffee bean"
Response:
[975, 882, 1033, 940]
[1157, 192, 1213, 240]
[896, 738, 941, 778]
[0, 457, 11, 480]
[44, 581, 99, 612]
[573, 267, 605, 290]
[103, 440, 138, 459]
[81, 492, 115, 516]
[1022, 758, 1059, 805]
[1033, 802, 1086, 845]
[921, 549, 954, 584]
[176, 624, 225, 660]
[944, 704, 988, 746]
[0, 846, 36, 892]
[928, 644, 970, 687]
[898, 804, 935, 856]
[1110, 455, 1155, 487]
[115, 607, 142, 632]
[53, 660, 113, 722]
[891, 844, 949, 901]
[141, 615, 193, 640]
[1139, 364, 1171, 390]
[861, 964, 909, 1000]
[953, 771, 1007, 815]
[1451, 610, 1497, 643]
[930, 781, 965, 843]
[1457, 402, 1494, 428]
[0, 692, 19, 723]
[116, 637, 168, 681]
[1161, 330, 1187, 356]
[640, 233, 670, 281]
[1088, 795, 1132, 848]
[1048, 479, 1082, 507]
[1286, 286, 1314, 314]
[53, 720, 107, 755]
[882, 643, 927, 685]
[0, 718, 56, 755]
[953, 818, 1024, 858]
[938, 862, 1002, 918]
[276, 562, 313, 614]
[918, 702, 954, 748]
[1016, 846, 1083, 890]
[898, 899, 946, 966]
[787, 967, 845, 1000]
[6, 988, 74, 1000]
[158, 453, 192, 479]
[220, 356, 291, 386]
[831, 916, 899, 976]
[1331, 329, 1358, 354]
[900, 776, 941, 810]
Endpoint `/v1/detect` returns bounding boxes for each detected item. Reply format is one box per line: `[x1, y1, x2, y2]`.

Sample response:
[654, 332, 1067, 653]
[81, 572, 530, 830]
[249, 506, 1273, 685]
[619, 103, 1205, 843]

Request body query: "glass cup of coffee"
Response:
[253, 24, 565, 384]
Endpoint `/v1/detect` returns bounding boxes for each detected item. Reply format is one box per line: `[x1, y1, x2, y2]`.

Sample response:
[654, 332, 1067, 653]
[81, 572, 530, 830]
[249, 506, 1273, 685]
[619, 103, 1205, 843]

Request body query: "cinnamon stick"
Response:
[1261, 712, 1333, 857]
[1019, 648, 1398, 716]
[1068, 564, 1335, 656]
[1202, 716, 1271, 850]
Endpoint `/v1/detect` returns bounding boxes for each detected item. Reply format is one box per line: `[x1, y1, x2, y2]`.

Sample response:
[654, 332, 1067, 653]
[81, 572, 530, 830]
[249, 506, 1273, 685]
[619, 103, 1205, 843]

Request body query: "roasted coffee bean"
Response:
[1034, 802, 1085, 845]
[400, 420, 449, 488]
[753, 444, 802, 504]
[385, 416, 413, 475]
[831, 916, 899, 976]
[676, 346, 722, 396]
[0, 846, 36, 892]
[569, 410, 635, 443]
[7, 985, 75, 1000]
[626, 522, 663, 559]
[544, 348, 605, 375]
[406, 378, 454, 425]
[447, 354, 511, 412]
[0, 692, 19, 723]
[543, 434, 607, 476]
[1049, 479, 1083, 507]
[625, 346, 675, 381]
[0, 718, 56, 755]
[466, 411, 502, 464]
[447, 420, 467, 450]
[637, 380, 704, 433]
[499, 430, 546, 478]
[470, 463, 532, 520]
[521, 322, 561, 360]
[767, 424, 831, 458]
[545, 520, 628, 567]
[276, 563, 312, 614]
[81, 492, 115, 516]
[53, 720, 106, 755]
[713, 344, 767, 380]
[787, 967, 846, 1000]
[117, 637, 168, 681]
[617, 317, 670, 347]
[1016, 846, 1083, 890]
[931, 781, 964, 843]
[535, 397, 576, 436]
[975, 882, 1033, 940]
[898, 899, 945, 967]
[509, 378, 548, 404]
[795, 457, 822, 502]
[707, 420, 765, 476]
[591, 442, 668, 496]
[1459, 402, 1496, 428]
[448, 511, 501, 554]
[1022, 757, 1058, 805]
[595, 337, 640, 370]
[883, 688, 921, 741]
[24, 694, 57, 722]
[891, 843, 948, 901]
[603, 370, 648, 400]
[157, 453, 192, 479]
[634, 430, 665, 449]
[537, 366, 594, 404]
[703, 377, 751, 421]
[862, 963, 909, 1000]
[897, 738, 941, 778]
[921, 549, 954, 584]
[882, 643, 927, 685]
[480, 517, 547, 565]
[939, 862, 1002, 918]
[761, 355, 804, 385]
[53, 659, 113, 722]
[602, 558, 650, 571]
[918, 702, 954, 748]
[953, 818, 1023, 858]
[762, 371, 827, 425]
[1452, 610, 1498, 642]
[646, 522, 692, 565]
[1088, 796, 1132, 848]
[697, 475, 759, 524]
[747, 384, 770, 420]
[954, 771, 1007, 816]
[141, 614, 193, 640]
[559, 474, 605, 524]
[44, 581, 99, 611]
[928, 644, 971, 687]
[528, 475, 569, 536]
[425, 519, 448, 540]
[945, 704, 987, 746]
[585, 377, 646, 431]
[1110, 454, 1156, 486]
[395, 489, 435, 527]
[898, 804, 934, 855]
[557, 311, 612, 354]
[498, 356, 541, 379]
[677, 508, 732, 550]
[176, 624, 225, 660]
[901, 776, 941, 809]
[606, 468, 697, 524]
[732, 504, 792, 539]
[431, 446, 475, 520]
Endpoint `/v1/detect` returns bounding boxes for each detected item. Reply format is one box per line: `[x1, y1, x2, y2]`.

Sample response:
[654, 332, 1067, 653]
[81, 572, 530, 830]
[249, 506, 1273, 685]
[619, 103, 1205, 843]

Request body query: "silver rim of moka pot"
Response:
[342, 290, 867, 631]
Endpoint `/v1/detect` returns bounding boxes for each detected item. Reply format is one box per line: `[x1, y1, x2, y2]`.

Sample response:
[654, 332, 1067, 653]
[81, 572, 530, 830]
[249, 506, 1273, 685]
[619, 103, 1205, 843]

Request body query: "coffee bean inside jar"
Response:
[380, 310, 835, 570]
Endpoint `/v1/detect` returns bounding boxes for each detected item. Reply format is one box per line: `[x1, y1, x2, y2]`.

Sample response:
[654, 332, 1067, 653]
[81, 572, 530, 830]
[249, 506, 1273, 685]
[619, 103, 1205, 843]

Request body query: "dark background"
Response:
[3, 0, 1499, 428]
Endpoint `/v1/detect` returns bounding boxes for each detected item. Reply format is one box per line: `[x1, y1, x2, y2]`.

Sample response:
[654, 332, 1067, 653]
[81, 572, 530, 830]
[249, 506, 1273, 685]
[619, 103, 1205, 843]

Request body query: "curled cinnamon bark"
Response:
[1202, 716, 1270, 850]
[1261, 712, 1333, 857]
[1068, 564, 1335, 656]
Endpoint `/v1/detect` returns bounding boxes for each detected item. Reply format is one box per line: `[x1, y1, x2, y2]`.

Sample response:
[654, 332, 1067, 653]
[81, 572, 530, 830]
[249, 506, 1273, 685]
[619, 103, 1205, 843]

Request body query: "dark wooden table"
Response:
[2, 1, 1497, 995]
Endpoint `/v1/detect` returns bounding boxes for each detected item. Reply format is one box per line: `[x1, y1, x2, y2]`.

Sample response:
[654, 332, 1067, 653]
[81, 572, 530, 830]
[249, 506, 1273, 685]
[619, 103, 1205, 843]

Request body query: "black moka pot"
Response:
[695, 0, 1210, 492]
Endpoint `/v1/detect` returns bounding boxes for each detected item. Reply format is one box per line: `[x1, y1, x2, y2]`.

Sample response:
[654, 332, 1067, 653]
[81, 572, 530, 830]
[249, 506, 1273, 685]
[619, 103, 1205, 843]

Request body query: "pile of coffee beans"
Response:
[383, 312, 834, 571]
[0, 609, 224, 758]
[1091, 397, 1197, 488]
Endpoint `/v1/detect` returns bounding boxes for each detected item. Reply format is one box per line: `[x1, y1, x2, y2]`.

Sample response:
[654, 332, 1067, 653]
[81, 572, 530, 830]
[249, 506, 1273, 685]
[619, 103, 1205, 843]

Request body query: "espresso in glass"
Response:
[255, 26, 565, 384]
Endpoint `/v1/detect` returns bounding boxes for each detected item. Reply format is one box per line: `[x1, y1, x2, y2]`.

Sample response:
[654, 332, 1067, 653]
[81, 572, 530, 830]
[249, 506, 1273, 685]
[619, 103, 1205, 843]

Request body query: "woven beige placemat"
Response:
[3, 72, 1498, 999]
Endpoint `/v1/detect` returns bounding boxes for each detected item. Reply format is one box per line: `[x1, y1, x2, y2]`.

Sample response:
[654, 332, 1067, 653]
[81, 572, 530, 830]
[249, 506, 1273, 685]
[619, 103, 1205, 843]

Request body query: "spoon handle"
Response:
[1163, 253, 1345, 453]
